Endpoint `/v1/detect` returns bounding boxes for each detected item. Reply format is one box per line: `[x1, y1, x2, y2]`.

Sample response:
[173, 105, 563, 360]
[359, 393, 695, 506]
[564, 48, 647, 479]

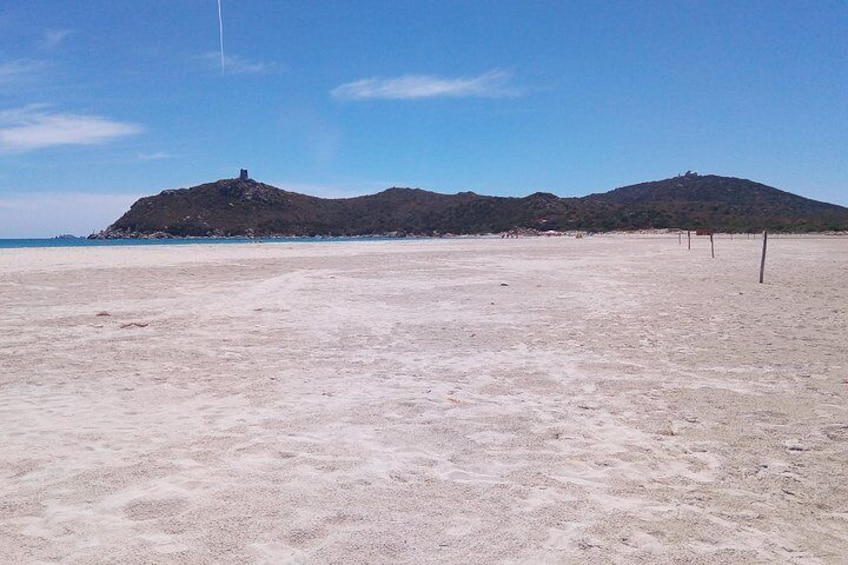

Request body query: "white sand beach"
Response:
[1, 234, 846, 564]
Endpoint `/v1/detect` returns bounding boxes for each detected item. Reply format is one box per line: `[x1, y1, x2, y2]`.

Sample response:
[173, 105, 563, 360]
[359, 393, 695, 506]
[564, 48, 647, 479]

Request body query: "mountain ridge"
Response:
[90, 172, 848, 238]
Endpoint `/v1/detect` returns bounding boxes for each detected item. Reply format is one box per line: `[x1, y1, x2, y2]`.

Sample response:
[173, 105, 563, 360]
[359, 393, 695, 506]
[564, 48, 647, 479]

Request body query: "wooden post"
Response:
[759, 231, 768, 283]
[678, 232, 682, 245]
[710, 233, 715, 258]
[687, 230, 691, 250]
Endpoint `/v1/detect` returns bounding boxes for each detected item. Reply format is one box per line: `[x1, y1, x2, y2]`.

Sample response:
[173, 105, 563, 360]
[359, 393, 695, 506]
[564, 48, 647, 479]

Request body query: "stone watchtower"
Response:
[239, 169, 249, 181]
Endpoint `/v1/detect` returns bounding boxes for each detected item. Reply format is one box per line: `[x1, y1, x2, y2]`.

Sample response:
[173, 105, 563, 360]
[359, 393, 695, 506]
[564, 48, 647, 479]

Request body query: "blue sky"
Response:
[1, 1, 846, 237]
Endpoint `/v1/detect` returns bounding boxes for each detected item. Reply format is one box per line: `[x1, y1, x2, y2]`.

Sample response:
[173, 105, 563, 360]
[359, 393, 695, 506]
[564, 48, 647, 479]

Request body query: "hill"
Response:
[90, 171, 848, 238]
[585, 172, 848, 232]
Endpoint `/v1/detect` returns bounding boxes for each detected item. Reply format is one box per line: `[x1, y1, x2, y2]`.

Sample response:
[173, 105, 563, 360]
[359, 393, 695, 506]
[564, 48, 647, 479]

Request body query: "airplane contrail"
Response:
[217, 0, 225, 74]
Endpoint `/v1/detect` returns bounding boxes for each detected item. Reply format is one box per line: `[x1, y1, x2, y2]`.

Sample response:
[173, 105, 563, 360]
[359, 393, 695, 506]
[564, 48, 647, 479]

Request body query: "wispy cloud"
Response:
[41, 29, 74, 49]
[0, 59, 47, 84]
[0, 105, 143, 154]
[331, 70, 520, 101]
[137, 151, 174, 161]
[203, 52, 276, 75]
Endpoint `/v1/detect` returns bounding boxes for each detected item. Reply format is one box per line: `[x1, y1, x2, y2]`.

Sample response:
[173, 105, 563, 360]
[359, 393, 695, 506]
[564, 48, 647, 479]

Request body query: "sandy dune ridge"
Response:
[1, 235, 846, 564]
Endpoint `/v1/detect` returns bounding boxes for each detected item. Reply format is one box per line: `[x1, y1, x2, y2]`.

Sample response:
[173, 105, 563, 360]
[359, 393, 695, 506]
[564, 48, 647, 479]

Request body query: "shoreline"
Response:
[3, 229, 846, 250]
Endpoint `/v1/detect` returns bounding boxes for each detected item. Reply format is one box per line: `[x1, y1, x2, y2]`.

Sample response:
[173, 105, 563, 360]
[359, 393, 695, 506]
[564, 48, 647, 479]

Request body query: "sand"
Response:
[1, 234, 846, 564]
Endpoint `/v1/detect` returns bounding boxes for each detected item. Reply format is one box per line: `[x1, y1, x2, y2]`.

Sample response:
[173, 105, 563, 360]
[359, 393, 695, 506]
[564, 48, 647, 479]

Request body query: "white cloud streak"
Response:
[41, 29, 74, 49]
[0, 59, 47, 84]
[224, 54, 270, 74]
[0, 105, 143, 154]
[204, 52, 275, 75]
[137, 151, 174, 161]
[331, 70, 520, 100]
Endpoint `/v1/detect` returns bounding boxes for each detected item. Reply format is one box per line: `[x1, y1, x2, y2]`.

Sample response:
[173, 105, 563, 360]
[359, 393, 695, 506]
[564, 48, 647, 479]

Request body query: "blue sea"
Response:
[0, 237, 400, 249]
